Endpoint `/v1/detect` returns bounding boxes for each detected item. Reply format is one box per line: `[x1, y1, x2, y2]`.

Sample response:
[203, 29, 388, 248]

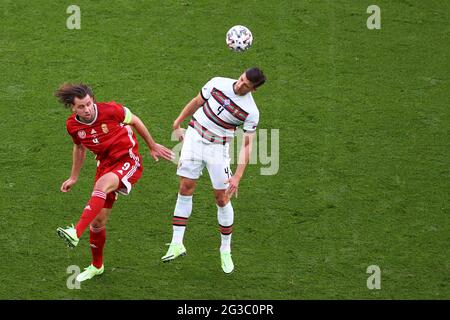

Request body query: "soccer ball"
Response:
[226, 25, 253, 52]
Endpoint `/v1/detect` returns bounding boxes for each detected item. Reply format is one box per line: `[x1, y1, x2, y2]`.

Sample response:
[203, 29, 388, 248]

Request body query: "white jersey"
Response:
[190, 77, 260, 145]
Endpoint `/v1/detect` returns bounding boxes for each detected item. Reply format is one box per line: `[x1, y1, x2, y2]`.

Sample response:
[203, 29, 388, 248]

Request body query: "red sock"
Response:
[90, 226, 106, 268]
[75, 190, 107, 238]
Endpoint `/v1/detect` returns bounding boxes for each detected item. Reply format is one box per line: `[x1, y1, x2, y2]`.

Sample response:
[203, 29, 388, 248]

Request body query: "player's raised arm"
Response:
[61, 143, 86, 192]
[127, 114, 174, 162]
[172, 93, 205, 141]
[226, 131, 256, 197]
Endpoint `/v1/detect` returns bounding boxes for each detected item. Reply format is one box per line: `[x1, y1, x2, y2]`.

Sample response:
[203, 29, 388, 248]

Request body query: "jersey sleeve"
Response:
[66, 120, 81, 145]
[122, 107, 133, 124]
[200, 78, 215, 100]
[71, 135, 81, 144]
[109, 101, 133, 124]
[70, 133, 81, 145]
[243, 109, 259, 133]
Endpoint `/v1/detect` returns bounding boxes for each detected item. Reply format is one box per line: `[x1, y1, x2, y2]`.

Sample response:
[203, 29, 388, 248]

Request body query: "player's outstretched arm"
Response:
[128, 114, 174, 162]
[61, 143, 86, 192]
[226, 132, 256, 197]
[172, 93, 205, 141]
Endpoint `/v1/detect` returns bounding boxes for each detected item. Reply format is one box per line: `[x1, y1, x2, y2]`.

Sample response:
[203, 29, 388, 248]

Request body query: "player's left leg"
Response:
[76, 206, 112, 282]
[206, 148, 235, 273]
[76, 155, 142, 282]
[89, 203, 113, 268]
[213, 189, 235, 274]
[78, 155, 141, 268]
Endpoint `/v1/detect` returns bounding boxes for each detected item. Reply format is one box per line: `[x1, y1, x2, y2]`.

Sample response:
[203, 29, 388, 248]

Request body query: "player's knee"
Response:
[95, 173, 119, 193]
[215, 195, 230, 207]
[94, 180, 109, 193]
[216, 200, 228, 207]
[90, 219, 106, 229]
[179, 181, 195, 195]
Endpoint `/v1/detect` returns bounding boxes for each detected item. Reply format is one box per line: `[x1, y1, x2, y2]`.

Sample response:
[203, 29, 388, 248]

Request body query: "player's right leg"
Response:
[57, 172, 119, 248]
[163, 127, 204, 262]
[162, 177, 196, 262]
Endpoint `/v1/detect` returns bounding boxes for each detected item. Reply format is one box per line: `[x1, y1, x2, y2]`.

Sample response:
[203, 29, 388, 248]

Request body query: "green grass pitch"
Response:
[0, 0, 448, 299]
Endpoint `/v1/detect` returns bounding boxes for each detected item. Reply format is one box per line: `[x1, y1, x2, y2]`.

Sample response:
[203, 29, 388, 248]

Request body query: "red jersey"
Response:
[66, 102, 140, 165]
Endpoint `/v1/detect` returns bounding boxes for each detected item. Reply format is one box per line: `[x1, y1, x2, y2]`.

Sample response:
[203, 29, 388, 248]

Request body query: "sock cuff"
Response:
[175, 194, 193, 219]
[178, 194, 193, 202]
[217, 201, 233, 212]
[92, 190, 107, 200]
[90, 225, 106, 233]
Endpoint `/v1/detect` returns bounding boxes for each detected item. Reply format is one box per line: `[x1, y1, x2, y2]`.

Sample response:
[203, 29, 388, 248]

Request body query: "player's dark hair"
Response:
[245, 67, 266, 89]
[55, 83, 94, 108]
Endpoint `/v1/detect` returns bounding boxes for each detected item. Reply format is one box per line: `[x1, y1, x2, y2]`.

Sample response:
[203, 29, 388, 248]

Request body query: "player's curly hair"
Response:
[245, 67, 266, 89]
[55, 83, 94, 108]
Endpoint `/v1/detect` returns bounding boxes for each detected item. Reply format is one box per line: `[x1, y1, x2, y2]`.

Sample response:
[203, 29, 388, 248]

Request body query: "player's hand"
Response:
[150, 143, 175, 162]
[173, 127, 185, 142]
[225, 176, 240, 198]
[61, 178, 77, 193]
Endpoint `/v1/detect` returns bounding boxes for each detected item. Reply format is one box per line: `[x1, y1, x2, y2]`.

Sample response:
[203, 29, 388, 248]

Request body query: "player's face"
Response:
[234, 72, 256, 96]
[72, 95, 95, 121]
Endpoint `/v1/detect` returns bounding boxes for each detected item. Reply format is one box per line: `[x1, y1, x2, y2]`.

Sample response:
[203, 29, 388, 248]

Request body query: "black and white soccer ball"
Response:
[226, 25, 253, 52]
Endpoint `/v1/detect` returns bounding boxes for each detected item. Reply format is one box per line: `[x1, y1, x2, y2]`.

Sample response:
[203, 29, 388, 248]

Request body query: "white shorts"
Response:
[177, 126, 232, 190]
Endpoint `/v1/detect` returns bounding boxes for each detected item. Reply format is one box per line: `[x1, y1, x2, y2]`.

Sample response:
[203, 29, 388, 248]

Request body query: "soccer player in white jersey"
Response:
[162, 67, 266, 273]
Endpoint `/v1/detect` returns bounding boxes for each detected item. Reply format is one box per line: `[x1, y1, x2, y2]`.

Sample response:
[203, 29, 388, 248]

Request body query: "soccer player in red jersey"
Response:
[55, 83, 174, 282]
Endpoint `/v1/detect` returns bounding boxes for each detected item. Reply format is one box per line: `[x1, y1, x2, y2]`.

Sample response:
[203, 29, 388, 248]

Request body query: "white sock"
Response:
[217, 202, 234, 252]
[220, 233, 232, 253]
[171, 194, 193, 245]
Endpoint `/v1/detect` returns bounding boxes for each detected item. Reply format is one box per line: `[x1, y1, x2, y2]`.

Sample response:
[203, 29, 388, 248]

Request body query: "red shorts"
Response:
[94, 154, 143, 208]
